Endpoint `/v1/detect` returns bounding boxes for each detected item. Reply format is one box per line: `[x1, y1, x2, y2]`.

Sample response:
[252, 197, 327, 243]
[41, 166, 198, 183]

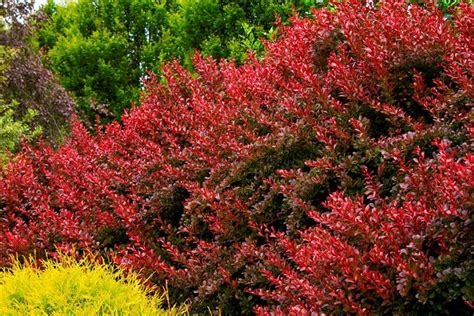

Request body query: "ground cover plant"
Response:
[0, 253, 186, 315]
[0, 0, 473, 314]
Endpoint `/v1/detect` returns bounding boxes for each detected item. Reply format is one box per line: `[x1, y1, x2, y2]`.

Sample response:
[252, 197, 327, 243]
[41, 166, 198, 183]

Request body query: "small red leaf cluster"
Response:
[1, 0, 472, 313]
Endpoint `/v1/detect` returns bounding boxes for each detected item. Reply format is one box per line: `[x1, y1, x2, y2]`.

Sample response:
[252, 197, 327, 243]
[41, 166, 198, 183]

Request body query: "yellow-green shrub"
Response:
[0, 254, 187, 315]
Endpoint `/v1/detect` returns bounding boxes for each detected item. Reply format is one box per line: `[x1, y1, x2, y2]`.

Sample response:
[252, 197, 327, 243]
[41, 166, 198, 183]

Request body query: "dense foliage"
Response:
[0, 44, 40, 164]
[37, 0, 321, 123]
[0, 253, 186, 315]
[0, 0, 472, 314]
[0, 0, 74, 143]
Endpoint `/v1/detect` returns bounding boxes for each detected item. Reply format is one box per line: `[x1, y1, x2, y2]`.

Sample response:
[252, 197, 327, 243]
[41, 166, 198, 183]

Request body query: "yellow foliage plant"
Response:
[0, 253, 187, 315]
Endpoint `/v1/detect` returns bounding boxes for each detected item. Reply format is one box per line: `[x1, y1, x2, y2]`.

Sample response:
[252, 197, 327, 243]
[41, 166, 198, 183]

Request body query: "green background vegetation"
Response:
[37, 0, 322, 123]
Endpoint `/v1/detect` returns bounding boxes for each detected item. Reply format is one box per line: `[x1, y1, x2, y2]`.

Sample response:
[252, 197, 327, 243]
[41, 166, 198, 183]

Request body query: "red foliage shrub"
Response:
[252, 141, 473, 314]
[0, 0, 472, 314]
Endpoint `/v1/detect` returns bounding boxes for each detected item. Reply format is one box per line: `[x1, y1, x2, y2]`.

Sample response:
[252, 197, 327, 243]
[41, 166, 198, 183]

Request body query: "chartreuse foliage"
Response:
[0, 253, 187, 315]
[0, 100, 40, 164]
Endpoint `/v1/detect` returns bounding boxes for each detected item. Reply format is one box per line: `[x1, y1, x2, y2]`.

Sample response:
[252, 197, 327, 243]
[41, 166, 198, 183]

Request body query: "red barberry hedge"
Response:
[0, 0, 472, 314]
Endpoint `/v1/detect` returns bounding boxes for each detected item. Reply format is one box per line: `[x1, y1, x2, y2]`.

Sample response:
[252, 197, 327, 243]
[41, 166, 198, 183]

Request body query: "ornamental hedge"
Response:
[1, 0, 472, 314]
